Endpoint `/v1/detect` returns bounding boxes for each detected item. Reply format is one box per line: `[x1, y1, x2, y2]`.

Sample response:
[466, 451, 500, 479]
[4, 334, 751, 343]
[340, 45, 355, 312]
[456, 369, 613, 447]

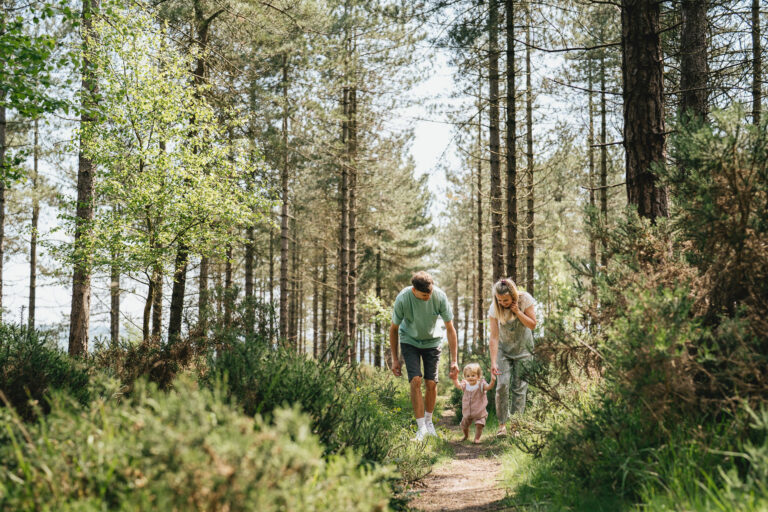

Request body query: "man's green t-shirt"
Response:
[391, 286, 453, 349]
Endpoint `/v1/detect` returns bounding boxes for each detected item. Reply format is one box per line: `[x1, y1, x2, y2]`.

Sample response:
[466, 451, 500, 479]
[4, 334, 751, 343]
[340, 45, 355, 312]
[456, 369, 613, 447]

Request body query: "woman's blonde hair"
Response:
[491, 278, 519, 325]
[463, 362, 482, 379]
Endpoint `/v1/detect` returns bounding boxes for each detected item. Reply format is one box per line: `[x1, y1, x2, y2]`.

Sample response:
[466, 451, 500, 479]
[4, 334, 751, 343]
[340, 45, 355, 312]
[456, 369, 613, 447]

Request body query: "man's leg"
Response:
[410, 375, 425, 418]
[422, 346, 441, 436]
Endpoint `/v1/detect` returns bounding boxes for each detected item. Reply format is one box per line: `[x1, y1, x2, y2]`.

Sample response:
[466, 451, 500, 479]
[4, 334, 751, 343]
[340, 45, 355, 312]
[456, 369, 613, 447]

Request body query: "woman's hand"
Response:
[509, 300, 519, 315]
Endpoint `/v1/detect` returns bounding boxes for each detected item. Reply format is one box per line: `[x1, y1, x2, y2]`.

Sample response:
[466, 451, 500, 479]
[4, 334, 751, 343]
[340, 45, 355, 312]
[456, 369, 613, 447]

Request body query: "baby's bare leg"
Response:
[473, 424, 484, 443]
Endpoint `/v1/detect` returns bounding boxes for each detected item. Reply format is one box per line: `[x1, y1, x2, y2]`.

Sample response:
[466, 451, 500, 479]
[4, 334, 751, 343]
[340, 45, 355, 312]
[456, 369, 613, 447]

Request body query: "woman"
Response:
[488, 278, 537, 436]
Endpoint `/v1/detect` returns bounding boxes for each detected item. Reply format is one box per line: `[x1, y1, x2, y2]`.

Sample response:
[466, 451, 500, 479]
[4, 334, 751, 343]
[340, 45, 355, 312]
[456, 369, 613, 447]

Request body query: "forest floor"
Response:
[408, 405, 512, 512]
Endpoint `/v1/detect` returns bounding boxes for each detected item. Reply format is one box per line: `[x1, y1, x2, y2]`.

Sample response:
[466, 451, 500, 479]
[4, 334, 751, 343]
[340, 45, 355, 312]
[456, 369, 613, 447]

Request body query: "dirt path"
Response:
[408, 408, 510, 512]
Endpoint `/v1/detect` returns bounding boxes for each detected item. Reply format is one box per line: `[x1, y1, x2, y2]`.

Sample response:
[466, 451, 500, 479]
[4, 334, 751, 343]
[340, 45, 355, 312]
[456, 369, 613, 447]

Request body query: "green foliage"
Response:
[0, 324, 90, 421]
[203, 335, 404, 463]
[0, 376, 393, 511]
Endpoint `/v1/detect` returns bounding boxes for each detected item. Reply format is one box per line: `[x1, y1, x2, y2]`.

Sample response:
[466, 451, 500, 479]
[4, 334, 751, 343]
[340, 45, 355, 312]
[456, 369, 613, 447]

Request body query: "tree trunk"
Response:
[621, 0, 669, 222]
[0, 103, 4, 324]
[505, 0, 517, 282]
[680, 0, 709, 122]
[525, 12, 534, 295]
[29, 118, 40, 330]
[224, 243, 233, 327]
[374, 251, 382, 368]
[151, 263, 161, 338]
[110, 258, 120, 344]
[269, 228, 275, 338]
[313, 261, 319, 358]
[347, 85, 358, 364]
[753, 0, 762, 126]
[245, 226, 254, 334]
[279, 56, 290, 342]
[453, 274, 460, 346]
[463, 277, 470, 367]
[476, 76, 485, 354]
[69, 0, 100, 356]
[321, 247, 328, 357]
[289, 221, 298, 347]
[588, 69, 597, 276]
[600, 54, 608, 268]
[337, 86, 350, 349]
[489, 0, 504, 281]
[198, 256, 209, 332]
[168, 245, 188, 342]
[143, 277, 154, 341]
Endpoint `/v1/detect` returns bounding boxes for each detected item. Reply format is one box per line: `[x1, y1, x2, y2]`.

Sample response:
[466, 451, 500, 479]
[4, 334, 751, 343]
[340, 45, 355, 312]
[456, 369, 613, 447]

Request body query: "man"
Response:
[390, 271, 459, 440]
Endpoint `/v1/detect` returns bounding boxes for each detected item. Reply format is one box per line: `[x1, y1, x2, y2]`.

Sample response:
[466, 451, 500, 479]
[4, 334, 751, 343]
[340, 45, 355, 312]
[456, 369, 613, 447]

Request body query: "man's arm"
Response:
[389, 323, 402, 376]
[444, 320, 459, 379]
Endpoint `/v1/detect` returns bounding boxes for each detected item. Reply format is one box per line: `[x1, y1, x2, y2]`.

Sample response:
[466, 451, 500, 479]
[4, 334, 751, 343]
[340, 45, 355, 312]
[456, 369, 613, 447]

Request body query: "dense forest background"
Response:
[1, 0, 767, 510]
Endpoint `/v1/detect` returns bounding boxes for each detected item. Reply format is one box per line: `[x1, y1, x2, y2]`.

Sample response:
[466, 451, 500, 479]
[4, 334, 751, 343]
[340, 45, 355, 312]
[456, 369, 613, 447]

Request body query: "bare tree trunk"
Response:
[588, 69, 597, 276]
[269, 229, 275, 338]
[69, 0, 100, 356]
[245, 226, 254, 334]
[753, 0, 762, 126]
[321, 247, 328, 356]
[621, 0, 669, 222]
[525, 11, 534, 295]
[347, 85, 358, 364]
[289, 220, 298, 348]
[143, 276, 154, 341]
[680, 0, 709, 122]
[453, 274, 460, 349]
[313, 261, 319, 358]
[29, 118, 40, 330]
[198, 256, 209, 332]
[279, 56, 290, 342]
[168, 245, 188, 342]
[489, 0, 504, 281]
[151, 264, 161, 338]
[600, 54, 608, 268]
[224, 244, 233, 327]
[110, 258, 120, 344]
[337, 85, 350, 349]
[476, 77, 485, 354]
[374, 251, 382, 367]
[462, 277, 470, 367]
[505, 0, 517, 281]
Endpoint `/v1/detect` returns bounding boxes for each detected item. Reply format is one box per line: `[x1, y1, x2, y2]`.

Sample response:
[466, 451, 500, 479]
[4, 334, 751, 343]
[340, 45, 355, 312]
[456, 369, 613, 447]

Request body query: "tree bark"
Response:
[621, 0, 669, 222]
[600, 54, 608, 268]
[224, 244, 233, 327]
[753, 0, 762, 126]
[110, 258, 120, 344]
[198, 256, 209, 333]
[29, 118, 40, 330]
[347, 85, 358, 364]
[476, 76, 485, 354]
[680, 0, 709, 122]
[244, 226, 254, 334]
[69, 0, 100, 356]
[313, 261, 319, 358]
[337, 85, 350, 349]
[143, 276, 154, 341]
[0, 103, 4, 324]
[269, 228, 275, 337]
[588, 69, 597, 276]
[374, 251, 382, 367]
[168, 245, 188, 342]
[525, 12, 534, 295]
[321, 247, 328, 357]
[489, 0, 504, 281]
[279, 56, 290, 342]
[505, 0, 517, 282]
[151, 263, 161, 338]
[289, 219, 299, 347]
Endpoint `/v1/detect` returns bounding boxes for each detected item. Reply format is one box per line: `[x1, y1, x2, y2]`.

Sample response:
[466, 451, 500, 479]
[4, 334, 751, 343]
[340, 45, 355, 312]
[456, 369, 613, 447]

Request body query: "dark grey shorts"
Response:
[401, 343, 441, 382]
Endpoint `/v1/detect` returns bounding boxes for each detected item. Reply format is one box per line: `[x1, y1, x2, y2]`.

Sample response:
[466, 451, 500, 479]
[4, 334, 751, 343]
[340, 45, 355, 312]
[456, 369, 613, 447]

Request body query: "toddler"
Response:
[452, 363, 496, 443]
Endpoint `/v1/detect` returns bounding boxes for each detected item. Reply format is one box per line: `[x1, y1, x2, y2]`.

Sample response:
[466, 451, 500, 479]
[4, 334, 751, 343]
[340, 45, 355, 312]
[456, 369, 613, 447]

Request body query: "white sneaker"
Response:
[413, 428, 428, 442]
[425, 422, 437, 437]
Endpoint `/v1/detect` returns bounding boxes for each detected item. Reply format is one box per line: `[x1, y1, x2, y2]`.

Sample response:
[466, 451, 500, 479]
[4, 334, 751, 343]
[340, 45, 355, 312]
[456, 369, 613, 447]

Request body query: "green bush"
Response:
[203, 336, 404, 462]
[0, 324, 90, 420]
[0, 376, 393, 511]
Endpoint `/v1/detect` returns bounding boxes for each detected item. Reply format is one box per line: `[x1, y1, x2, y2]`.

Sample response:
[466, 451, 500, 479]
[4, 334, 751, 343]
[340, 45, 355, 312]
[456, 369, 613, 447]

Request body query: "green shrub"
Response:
[0, 324, 90, 420]
[0, 376, 393, 511]
[203, 336, 405, 462]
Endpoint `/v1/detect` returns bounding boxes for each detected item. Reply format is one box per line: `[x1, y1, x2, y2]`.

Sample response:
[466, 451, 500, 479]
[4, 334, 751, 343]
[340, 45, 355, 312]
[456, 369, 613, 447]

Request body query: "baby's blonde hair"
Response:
[463, 362, 482, 379]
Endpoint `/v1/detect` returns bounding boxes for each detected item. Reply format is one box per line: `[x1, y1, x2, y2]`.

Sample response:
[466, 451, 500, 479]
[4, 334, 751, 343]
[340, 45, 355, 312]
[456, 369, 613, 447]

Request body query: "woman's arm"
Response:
[511, 303, 537, 330]
[489, 317, 500, 375]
